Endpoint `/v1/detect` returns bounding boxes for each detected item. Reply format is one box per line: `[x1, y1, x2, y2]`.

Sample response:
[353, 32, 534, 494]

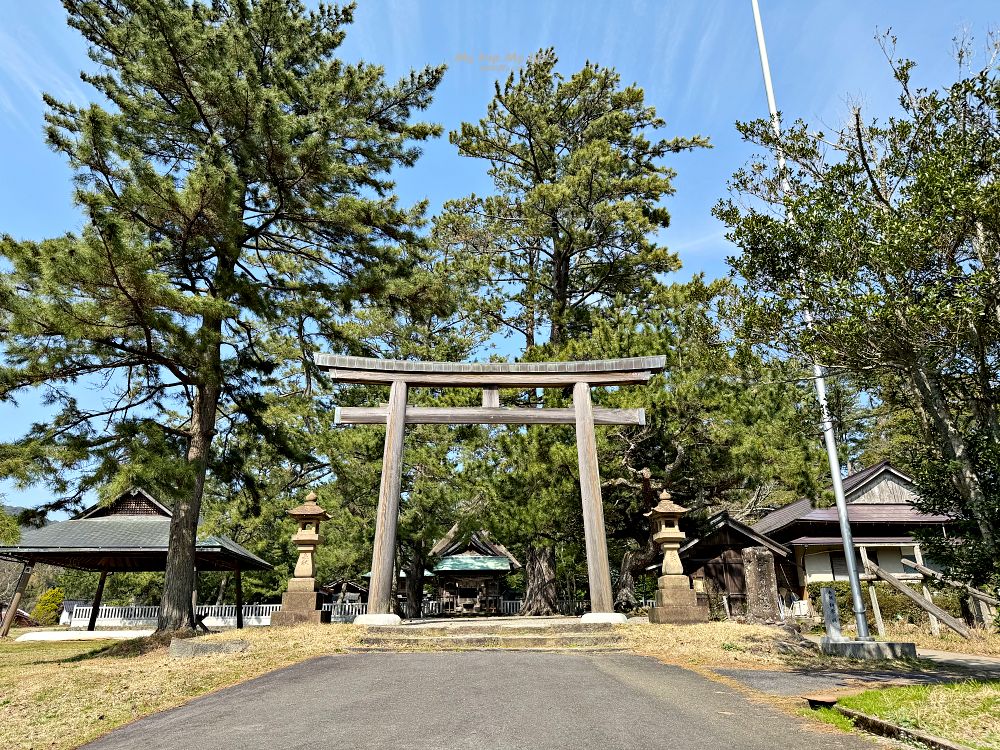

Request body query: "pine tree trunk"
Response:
[158, 381, 220, 632]
[614, 540, 660, 612]
[520, 544, 558, 616]
[405, 544, 425, 619]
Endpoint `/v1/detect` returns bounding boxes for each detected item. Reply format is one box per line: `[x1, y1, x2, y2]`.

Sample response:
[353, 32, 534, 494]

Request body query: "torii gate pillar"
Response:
[316, 355, 666, 625]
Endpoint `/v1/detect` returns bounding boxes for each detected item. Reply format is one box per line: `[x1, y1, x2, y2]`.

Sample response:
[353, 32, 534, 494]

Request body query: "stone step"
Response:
[359, 633, 624, 650]
[367, 623, 619, 637]
[354, 646, 627, 653]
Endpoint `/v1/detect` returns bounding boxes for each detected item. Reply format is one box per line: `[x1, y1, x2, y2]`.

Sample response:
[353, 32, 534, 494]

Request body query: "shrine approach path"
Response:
[82, 651, 876, 749]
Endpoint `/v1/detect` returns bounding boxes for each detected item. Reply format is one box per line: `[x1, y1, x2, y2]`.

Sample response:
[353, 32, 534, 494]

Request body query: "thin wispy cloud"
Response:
[0, 20, 89, 132]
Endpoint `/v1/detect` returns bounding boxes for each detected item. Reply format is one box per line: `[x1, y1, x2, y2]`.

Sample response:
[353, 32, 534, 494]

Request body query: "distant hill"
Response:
[2, 504, 48, 529]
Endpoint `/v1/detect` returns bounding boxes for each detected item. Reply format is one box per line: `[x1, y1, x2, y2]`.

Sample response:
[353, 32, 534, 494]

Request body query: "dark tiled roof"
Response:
[0, 516, 270, 571]
[751, 497, 813, 535]
[752, 462, 929, 536]
[787, 536, 917, 546]
[680, 511, 792, 558]
[800, 505, 949, 524]
[840, 460, 892, 495]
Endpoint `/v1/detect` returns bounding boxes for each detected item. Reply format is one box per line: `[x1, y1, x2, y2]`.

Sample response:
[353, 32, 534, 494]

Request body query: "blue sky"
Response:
[0, 0, 997, 509]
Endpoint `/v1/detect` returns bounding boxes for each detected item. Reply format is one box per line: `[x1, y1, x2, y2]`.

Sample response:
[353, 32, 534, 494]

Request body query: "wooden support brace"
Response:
[865, 560, 970, 639]
[235, 568, 244, 630]
[912, 545, 940, 637]
[0, 562, 34, 638]
[859, 547, 885, 637]
[88, 571, 108, 632]
[335, 405, 645, 426]
[901, 558, 1000, 606]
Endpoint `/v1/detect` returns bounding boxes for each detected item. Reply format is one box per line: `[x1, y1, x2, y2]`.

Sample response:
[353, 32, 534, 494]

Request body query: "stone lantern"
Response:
[271, 492, 332, 626]
[646, 490, 708, 624]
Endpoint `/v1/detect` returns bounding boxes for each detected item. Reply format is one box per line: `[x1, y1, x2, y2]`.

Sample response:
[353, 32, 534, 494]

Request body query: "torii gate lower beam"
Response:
[315, 355, 666, 625]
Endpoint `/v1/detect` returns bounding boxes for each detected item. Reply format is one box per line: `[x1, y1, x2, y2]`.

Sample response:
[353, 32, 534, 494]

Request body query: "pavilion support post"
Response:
[572, 382, 621, 622]
[1, 562, 34, 638]
[859, 547, 885, 638]
[88, 571, 108, 632]
[364, 379, 408, 621]
[235, 568, 244, 630]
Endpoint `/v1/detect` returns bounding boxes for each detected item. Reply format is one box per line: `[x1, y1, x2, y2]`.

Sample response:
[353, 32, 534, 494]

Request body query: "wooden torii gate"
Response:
[315, 354, 666, 625]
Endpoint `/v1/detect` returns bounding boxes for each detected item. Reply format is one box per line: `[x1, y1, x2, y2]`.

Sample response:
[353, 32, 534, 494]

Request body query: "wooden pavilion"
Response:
[428, 525, 522, 615]
[0, 488, 271, 636]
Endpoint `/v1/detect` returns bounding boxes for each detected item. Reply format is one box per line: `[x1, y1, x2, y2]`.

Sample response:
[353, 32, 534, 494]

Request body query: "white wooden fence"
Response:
[70, 597, 640, 628]
[69, 604, 281, 629]
[321, 602, 369, 622]
[499, 599, 596, 615]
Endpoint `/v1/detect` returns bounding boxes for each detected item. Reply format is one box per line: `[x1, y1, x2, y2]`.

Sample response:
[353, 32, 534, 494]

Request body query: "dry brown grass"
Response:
[880, 623, 1000, 657]
[622, 621, 803, 667]
[0, 625, 360, 750]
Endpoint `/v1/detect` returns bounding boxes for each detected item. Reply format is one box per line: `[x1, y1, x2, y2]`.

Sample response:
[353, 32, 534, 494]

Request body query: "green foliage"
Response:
[806, 580, 963, 626]
[717, 34, 1000, 585]
[0, 0, 443, 626]
[55, 570, 163, 606]
[435, 47, 709, 348]
[0, 509, 18, 545]
[31, 587, 64, 626]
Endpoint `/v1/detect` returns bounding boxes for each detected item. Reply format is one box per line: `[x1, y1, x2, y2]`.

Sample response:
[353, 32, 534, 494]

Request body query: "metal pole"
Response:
[750, 0, 871, 639]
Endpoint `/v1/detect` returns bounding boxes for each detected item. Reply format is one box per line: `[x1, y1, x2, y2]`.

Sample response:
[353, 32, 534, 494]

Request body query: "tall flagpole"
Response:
[750, 0, 871, 640]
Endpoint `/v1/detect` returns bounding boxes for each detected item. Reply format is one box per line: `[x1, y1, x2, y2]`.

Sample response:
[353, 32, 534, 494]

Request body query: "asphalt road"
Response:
[82, 652, 876, 750]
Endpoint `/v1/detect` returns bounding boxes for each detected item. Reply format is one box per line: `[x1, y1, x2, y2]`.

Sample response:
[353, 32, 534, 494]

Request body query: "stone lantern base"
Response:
[648, 574, 709, 625]
[270, 577, 331, 626]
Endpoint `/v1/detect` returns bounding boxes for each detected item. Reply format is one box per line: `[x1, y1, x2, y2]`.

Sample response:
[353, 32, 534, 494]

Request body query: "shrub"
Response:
[31, 587, 64, 626]
[806, 580, 963, 627]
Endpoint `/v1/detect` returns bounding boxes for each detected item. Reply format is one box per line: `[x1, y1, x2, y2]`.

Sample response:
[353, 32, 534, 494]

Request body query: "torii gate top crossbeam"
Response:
[314, 355, 666, 387]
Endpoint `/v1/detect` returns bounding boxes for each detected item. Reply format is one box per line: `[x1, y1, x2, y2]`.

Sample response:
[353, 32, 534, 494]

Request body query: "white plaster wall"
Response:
[802, 545, 911, 583]
[803, 548, 836, 584]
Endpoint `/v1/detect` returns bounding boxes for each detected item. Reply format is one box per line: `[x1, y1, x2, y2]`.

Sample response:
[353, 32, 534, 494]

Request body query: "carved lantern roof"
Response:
[287, 492, 331, 522]
[644, 490, 689, 519]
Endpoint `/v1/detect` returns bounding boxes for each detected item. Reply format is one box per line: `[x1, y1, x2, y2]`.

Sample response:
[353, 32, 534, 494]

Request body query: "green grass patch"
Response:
[839, 680, 1000, 750]
[801, 706, 855, 733]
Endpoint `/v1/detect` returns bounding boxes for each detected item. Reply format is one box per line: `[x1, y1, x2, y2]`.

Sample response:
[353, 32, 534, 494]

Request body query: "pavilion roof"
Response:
[0, 489, 271, 572]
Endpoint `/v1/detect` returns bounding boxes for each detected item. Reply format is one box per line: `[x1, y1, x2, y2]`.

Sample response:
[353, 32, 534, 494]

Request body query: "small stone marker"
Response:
[820, 586, 845, 641]
[169, 637, 249, 658]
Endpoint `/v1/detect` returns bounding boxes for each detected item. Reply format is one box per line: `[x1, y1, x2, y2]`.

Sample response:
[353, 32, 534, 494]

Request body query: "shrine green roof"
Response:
[433, 555, 511, 573]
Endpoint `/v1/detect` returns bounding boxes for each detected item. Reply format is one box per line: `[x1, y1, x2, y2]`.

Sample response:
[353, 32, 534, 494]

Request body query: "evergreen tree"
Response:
[0, 0, 442, 630]
[435, 49, 709, 613]
[716, 35, 1000, 586]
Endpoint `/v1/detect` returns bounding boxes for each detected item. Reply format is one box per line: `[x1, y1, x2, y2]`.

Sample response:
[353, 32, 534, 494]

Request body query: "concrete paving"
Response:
[82, 652, 875, 750]
[715, 667, 950, 697]
[803, 634, 1000, 677]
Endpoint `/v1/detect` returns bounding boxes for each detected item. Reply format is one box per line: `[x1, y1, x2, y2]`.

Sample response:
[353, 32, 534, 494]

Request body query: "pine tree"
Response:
[435, 49, 709, 614]
[0, 0, 442, 630]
